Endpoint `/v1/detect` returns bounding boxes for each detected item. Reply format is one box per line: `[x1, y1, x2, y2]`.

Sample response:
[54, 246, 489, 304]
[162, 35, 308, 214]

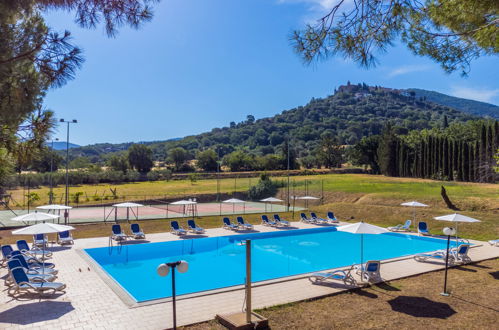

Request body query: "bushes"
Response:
[248, 173, 279, 200]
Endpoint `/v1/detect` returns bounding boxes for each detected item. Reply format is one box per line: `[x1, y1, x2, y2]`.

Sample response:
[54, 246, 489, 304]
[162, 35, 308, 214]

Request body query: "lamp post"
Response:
[49, 138, 59, 204]
[286, 136, 290, 212]
[441, 227, 456, 296]
[157, 260, 189, 329]
[60, 119, 77, 225]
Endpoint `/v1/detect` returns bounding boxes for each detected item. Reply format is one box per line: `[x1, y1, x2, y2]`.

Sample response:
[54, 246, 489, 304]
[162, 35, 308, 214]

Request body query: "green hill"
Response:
[408, 88, 499, 119]
[67, 84, 478, 162]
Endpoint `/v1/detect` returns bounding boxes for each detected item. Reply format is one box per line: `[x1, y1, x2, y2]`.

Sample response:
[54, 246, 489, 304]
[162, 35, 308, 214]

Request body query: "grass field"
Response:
[185, 259, 499, 330]
[3, 173, 498, 241]
[7, 173, 499, 208]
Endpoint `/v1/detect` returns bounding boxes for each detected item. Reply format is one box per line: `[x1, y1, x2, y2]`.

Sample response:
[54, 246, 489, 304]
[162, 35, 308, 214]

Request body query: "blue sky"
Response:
[44, 0, 499, 146]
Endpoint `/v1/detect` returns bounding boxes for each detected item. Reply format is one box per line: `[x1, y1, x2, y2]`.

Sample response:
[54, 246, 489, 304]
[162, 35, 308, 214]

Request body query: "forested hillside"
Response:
[67, 83, 476, 162]
[408, 88, 499, 119]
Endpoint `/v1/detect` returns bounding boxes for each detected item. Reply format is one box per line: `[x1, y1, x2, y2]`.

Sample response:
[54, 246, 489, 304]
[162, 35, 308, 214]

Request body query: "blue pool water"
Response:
[84, 227, 454, 302]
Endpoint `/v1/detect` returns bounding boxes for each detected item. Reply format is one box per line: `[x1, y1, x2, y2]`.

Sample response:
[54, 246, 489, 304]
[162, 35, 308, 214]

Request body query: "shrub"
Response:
[248, 173, 278, 200]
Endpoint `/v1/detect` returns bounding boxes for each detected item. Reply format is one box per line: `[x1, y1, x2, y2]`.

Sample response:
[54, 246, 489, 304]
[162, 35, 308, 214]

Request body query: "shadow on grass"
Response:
[450, 295, 499, 312]
[388, 296, 456, 319]
[0, 301, 74, 325]
[352, 288, 378, 299]
[454, 266, 477, 273]
[374, 282, 401, 291]
[488, 271, 499, 280]
[468, 263, 492, 270]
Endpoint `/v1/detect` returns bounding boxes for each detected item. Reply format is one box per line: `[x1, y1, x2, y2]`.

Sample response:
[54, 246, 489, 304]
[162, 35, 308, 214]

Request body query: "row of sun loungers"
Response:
[31, 231, 74, 248]
[170, 220, 206, 235]
[111, 223, 146, 241]
[300, 212, 339, 224]
[1, 242, 66, 297]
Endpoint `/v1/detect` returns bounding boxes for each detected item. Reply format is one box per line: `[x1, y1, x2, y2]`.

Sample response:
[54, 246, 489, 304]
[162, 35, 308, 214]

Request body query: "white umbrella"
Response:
[337, 222, 388, 273]
[260, 197, 283, 202]
[434, 213, 481, 245]
[36, 204, 72, 224]
[296, 196, 320, 200]
[13, 223, 74, 275]
[296, 195, 319, 208]
[170, 200, 197, 218]
[11, 212, 60, 222]
[223, 198, 246, 214]
[112, 202, 144, 221]
[36, 204, 72, 210]
[401, 201, 429, 226]
[12, 223, 75, 235]
[222, 198, 245, 203]
[260, 197, 283, 212]
[170, 200, 197, 205]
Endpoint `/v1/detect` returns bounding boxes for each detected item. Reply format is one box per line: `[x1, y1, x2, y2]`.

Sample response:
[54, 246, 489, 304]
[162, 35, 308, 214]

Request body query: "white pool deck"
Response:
[1, 222, 498, 329]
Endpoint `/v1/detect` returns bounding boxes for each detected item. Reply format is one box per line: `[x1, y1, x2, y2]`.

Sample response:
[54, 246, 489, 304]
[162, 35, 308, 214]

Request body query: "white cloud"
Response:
[450, 86, 499, 103]
[387, 65, 430, 78]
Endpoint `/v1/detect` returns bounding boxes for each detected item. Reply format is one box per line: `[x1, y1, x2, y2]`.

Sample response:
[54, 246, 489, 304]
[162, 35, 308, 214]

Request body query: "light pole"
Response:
[60, 119, 77, 225]
[157, 260, 189, 330]
[441, 227, 456, 296]
[49, 138, 59, 204]
[286, 137, 290, 212]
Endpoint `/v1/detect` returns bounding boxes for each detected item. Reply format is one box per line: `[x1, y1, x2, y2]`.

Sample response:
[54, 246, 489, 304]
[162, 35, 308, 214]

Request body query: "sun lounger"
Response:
[16, 240, 53, 259]
[222, 217, 238, 231]
[388, 219, 412, 232]
[417, 221, 430, 236]
[300, 213, 313, 223]
[309, 265, 356, 286]
[33, 234, 48, 248]
[5, 259, 56, 286]
[414, 249, 455, 264]
[170, 221, 187, 235]
[57, 231, 74, 245]
[7, 267, 66, 297]
[327, 211, 339, 224]
[187, 220, 205, 234]
[130, 224, 146, 239]
[354, 260, 381, 283]
[261, 215, 277, 227]
[9, 254, 58, 275]
[451, 244, 471, 264]
[237, 216, 253, 230]
[273, 214, 290, 226]
[310, 212, 327, 224]
[1, 245, 15, 266]
[488, 239, 499, 246]
[111, 224, 128, 241]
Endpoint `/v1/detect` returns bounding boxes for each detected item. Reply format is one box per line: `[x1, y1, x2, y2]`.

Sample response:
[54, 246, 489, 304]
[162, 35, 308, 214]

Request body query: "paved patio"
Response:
[1, 222, 498, 329]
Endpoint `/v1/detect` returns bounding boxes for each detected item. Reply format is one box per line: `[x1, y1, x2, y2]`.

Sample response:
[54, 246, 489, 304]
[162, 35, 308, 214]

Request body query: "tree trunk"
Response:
[440, 186, 459, 210]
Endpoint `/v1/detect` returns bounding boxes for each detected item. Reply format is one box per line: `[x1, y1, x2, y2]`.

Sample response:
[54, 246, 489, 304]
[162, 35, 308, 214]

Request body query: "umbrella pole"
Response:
[360, 234, 364, 281]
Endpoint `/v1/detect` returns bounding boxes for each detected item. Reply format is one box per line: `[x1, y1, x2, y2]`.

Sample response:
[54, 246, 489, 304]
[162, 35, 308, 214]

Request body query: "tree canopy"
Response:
[128, 144, 153, 173]
[291, 0, 498, 75]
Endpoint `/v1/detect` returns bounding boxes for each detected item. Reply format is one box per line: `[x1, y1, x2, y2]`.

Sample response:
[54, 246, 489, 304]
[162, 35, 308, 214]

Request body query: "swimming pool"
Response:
[84, 227, 454, 303]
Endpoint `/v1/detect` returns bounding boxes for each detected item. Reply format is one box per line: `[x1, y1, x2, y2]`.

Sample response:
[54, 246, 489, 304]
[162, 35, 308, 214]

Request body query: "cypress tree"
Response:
[443, 138, 448, 179]
[462, 142, 469, 182]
